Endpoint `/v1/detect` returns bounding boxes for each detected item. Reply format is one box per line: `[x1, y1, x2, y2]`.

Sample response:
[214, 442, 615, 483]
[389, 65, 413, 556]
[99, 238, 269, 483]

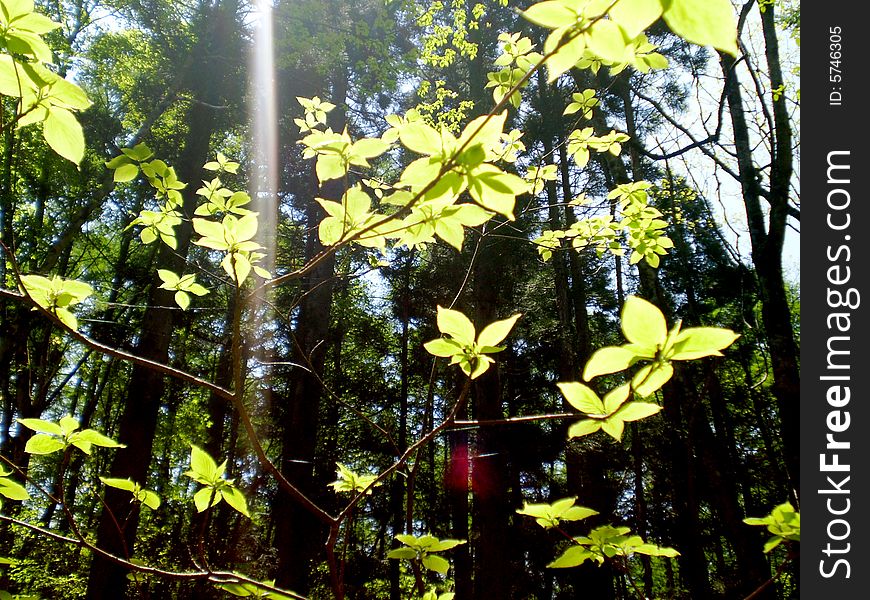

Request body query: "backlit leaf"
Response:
[583, 346, 638, 380]
[436, 306, 475, 346]
[18, 418, 62, 436]
[662, 0, 739, 56]
[567, 419, 601, 438]
[558, 382, 605, 415]
[477, 313, 521, 348]
[621, 296, 666, 348]
[42, 107, 85, 165]
[24, 434, 64, 455]
[670, 327, 739, 360]
[548, 546, 594, 568]
[421, 554, 450, 574]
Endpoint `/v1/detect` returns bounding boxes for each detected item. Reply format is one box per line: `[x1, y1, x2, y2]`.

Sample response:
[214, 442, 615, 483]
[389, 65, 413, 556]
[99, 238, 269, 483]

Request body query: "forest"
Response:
[0, 0, 800, 598]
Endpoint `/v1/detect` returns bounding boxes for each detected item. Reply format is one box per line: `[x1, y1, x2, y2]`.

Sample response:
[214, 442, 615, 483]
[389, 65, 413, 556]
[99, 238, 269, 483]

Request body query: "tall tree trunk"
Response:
[273, 64, 346, 592]
[719, 4, 799, 499]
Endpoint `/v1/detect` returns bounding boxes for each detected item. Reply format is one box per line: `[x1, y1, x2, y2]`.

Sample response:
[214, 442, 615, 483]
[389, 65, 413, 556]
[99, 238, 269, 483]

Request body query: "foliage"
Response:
[18, 416, 124, 456]
[386, 534, 466, 574]
[423, 306, 521, 379]
[744, 502, 801, 553]
[183, 445, 250, 517]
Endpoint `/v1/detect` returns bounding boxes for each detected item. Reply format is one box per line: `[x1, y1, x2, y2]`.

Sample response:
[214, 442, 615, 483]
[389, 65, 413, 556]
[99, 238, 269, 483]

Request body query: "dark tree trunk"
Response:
[719, 4, 799, 499]
[273, 65, 346, 591]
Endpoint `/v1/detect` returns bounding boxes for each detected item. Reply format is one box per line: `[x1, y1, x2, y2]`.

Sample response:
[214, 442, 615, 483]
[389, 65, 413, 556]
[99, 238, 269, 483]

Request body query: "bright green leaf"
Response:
[42, 107, 85, 165]
[17, 418, 62, 436]
[558, 382, 605, 415]
[421, 554, 450, 574]
[476, 313, 521, 348]
[662, 0, 739, 55]
[670, 327, 740, 360]
[568, 419, 602, 438]
[613, 401, 662, 422]
[24, 434, 64, 455]
[548, 546, 594, 568]
[436, 306, 475, 346]
[583, 346, 638, 380]
[220, 486, 251, 518]
[621, 296, 666, 348]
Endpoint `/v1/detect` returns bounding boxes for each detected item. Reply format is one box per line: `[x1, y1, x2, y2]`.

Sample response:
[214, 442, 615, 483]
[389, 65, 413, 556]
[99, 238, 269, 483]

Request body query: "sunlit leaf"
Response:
[24, 434, 64, 455]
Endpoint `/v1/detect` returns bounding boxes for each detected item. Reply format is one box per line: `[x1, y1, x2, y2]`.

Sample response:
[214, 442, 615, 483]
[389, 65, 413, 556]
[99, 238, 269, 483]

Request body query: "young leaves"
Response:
[157, 270, 209, 311]
[558, 382, 661, 441]
[548, 524, 679, 569]
[386, 534, 466, 574]
[19, 274, 93, 330]
[744, 502, 800, 553]
[100, 477, 161, 510]
[516, 497, 598, 529]
[193, 213, 271, 285]
[424, 307, 521, 379]
[582, 296, 739, 397]
[328, 462, 380, 495]
[218, 580, 297, 599]
[18, 415, 125, 455]
[0, 465, 29, 507]
[183, 445, 250, 517]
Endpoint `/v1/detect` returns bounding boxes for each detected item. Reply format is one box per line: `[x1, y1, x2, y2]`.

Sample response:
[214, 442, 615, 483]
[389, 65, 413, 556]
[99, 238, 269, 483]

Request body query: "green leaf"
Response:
[113, 162, 139, 182]
[613, 401, 662, 422]
[421, 554, 450, 574]
[17, 418, 63, 436]
[634, 543, 680, 557]
[423, 338, 463, 357]
[428, 539, 466, 552]
[42, 107, 85, 165]
[562, 505, 600, 521]
[548, 546, 594, 568]
[522, 1, 576, 29]
[582, 346, 638, 380]
[141, 490, 161, 510]
[545, 30, 586, 81]
[59, 415, 79, 435]
[602, 384, 630, 415]
[601, 418, 625, 440]
[395, 533, 419, 547]
[73, 429, 125, 448]
[100, 477, 137, 493]
[399, 122, 442, 155]
[670, 327, 739, 360]
[24, 433, 65, 455]
[557, 382, 605, 415]
[567, 419, 602, 438]
[436, 306, 475, 346]
[662, 0, 739, 56]
[609, 0, 665, 39]
[386, 547, 417, 560]
[586, 19, 629, 63]
[0, 478, 29, 501]
[220, 486, 251, 517]
[632, 362, 674, 397]
[0, 55, 28, 97]
[189, 445, 219, 482]
[193, 487, 219, 512]
[477, 313, 521, 348]
[175, 291, 190, 311]
[621, 296, 666, 349]
[16, 12, 62, 35]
